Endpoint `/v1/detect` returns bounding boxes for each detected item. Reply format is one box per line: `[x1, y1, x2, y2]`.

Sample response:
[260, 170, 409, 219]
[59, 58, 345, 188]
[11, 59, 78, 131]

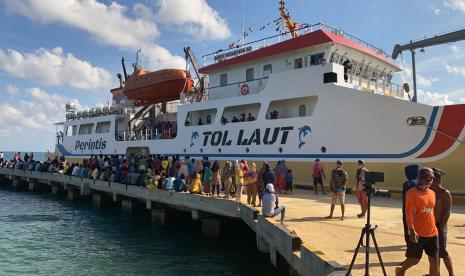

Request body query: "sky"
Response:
[0, 0, 464, 152]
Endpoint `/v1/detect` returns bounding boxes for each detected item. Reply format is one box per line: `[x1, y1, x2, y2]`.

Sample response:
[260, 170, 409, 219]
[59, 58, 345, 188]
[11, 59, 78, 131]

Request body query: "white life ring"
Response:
[240, 83, 249, 95]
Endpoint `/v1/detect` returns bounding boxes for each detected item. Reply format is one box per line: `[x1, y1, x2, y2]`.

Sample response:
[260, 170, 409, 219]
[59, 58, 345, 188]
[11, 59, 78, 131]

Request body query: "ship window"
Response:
[310, 53, 325, 65]
[263, 64, 272, 77]
[96, 121, 111, 133]
[220, 73, 228, 86]
[66, 125, 78, 136]
[294, 58, 303, 69]
[186, 108, 217, 126]
[79, 123, 94, 135]
[222, 103, 261, 124]
[266, 96, 318, 120]
[299, 105, 306, 116]
[246, 68, 254, 81]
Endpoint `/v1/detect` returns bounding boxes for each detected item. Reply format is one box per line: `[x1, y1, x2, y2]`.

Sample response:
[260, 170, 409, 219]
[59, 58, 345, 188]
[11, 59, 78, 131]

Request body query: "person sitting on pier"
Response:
[262, 183, 286, 225]
[164, 172, 176, 191]
[173, 174, 187, 192]
[72, 164, 81, 177]
[189, 173, 202, 194]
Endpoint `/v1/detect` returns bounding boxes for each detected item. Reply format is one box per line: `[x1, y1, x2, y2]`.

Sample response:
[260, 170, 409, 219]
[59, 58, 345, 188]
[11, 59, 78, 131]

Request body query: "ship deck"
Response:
[276, 190, 465, 276]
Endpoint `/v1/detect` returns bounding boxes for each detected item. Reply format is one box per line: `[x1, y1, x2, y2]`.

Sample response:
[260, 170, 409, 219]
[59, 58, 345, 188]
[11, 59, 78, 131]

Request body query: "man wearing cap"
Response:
[262, 183, 285, 225]
[312, 159, 326, 194]
[431, 168, 454, 276]
[396, 167, 439, 276]
[326, 160, 347, 220]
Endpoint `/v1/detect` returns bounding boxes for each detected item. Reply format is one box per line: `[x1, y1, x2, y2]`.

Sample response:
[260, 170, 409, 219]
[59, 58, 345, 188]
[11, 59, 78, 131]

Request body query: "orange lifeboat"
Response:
[123, 68, 193, 104]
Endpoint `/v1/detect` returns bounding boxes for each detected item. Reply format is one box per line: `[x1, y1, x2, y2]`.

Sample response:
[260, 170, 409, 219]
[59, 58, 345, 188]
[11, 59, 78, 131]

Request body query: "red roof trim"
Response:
[199, 30, 395, 74]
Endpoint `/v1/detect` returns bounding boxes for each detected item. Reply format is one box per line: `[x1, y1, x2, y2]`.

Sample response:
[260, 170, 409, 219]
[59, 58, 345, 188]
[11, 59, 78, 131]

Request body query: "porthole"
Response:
[321, 146, 327, 153]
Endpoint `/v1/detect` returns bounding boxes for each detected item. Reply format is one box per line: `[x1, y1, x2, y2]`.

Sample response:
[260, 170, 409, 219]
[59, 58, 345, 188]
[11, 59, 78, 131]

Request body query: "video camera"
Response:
[363, 171, 384, 195]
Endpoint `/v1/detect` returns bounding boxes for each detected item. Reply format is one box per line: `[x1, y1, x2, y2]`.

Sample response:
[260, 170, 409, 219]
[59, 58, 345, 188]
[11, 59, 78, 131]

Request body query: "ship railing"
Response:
[182, 77, 269, 104]
[117, 129, 153, 141]
[201, 23, 392, 66]
[348, 74, 405, 99]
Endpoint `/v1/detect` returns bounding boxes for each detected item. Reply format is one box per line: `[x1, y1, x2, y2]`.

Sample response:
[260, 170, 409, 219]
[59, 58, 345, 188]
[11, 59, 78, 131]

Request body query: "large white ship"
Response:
[55, 3, 465, 194]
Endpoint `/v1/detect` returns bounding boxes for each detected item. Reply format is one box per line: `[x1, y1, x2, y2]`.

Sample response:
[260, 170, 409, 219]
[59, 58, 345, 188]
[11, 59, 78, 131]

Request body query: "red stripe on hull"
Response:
[418, 104, 465, 158]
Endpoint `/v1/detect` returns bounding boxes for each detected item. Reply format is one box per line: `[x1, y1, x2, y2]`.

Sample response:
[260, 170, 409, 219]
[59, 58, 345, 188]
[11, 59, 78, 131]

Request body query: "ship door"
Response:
[126, 147, 150, 157]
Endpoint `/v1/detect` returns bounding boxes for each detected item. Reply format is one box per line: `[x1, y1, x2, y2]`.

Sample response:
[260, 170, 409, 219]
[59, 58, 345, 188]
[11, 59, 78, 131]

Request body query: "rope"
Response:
[423, 124, 465, 145]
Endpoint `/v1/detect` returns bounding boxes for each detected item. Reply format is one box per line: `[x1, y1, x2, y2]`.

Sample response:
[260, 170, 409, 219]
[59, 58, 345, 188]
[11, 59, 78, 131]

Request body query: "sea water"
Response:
[0, 186, 279, 275]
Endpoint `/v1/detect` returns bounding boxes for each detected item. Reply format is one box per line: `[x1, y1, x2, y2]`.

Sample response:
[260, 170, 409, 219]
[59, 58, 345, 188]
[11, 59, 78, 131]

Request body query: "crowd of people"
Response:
[1, 152, 455, 273]
[0, 153, 291, 225]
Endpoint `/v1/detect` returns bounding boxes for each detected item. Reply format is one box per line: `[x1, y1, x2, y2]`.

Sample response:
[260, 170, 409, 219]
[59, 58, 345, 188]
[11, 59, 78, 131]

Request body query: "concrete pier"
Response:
[67, 188, 79, 201]
[151, 208, 166, 225]
[121, 199, 133, 212]
[201, 218, 221, 236]
[4, 168, 464, 275]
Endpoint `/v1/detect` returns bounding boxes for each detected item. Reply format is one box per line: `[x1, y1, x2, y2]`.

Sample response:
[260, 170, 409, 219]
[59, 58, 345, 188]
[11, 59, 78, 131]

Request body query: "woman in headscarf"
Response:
[222, 161, 233, 199]
[246, 163, 259, 206]
[235, 162, 245, 202]
[211, 160, 221, 197]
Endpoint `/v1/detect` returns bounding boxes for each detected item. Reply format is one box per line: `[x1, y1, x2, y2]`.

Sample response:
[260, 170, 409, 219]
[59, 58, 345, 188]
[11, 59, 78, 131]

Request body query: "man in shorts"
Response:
[431, 168, 454, 276]
[312, 159, 326, 194]
[396, 167, 439, 276]
[326, 160, 347, 220]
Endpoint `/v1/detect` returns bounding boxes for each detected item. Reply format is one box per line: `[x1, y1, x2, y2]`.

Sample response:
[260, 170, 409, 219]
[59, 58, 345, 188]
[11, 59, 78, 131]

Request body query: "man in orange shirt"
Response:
[396, 167, 439, 276]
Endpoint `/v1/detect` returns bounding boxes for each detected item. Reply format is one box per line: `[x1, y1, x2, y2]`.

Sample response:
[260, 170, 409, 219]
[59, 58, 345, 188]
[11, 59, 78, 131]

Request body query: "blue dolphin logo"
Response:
[190, 131, 199, 148]
[298, 125, 312, 149]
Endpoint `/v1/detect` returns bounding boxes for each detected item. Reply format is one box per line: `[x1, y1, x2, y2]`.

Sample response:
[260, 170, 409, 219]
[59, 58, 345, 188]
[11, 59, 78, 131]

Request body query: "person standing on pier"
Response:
[211, 161, 221, 197]
[396, 167, 439, 276]
[235, 162, 245, 202]
[312, 159, 326, 195]
[355, 160, 368, 218]
[0, 151, 4, 167]
[222, 161, 233, 199]
[326, 160, 347, 220]
[431, 168, 454, 276]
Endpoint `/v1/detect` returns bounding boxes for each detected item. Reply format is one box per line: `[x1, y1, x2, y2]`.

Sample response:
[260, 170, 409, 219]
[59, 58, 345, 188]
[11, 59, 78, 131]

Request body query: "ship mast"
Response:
[279, 0, 299, 38]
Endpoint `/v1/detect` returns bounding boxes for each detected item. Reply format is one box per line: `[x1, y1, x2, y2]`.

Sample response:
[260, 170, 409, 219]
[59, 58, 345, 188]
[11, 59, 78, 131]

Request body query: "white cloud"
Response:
[5, 84, 19, 95]
[0, 47, 112, 90]
[450, 45, 459, 53]
[0, 87, 82, 137]
[136, 0, 231, 41]
[417, 75, 438, 88]
[3, 0, 206, 69]
[4, 0, 159, 49]
[444, 62, 465, 78]
[444, 0, 465, 12]
[418, 90, 454, 106]
[434, 8, 443, 15]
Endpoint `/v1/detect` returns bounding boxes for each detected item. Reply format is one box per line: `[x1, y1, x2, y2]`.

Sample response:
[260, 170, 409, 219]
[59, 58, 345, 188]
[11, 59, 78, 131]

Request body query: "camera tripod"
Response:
[346, 184, 387, 276]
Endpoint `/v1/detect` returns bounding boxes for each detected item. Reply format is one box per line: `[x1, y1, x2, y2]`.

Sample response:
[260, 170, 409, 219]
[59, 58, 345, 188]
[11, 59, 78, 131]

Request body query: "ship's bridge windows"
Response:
[79, 123, 94, 135]
[220, 73, 228, 86]
[263, 64, 272, 77]
[186, 108, 217, 126]
[222, 103, 260, 124]
[246, 68, 254, 81]
[66, 125, 78, 136]
[266, 96, 318, 120]
[96, 121, 111, 133]
[294, 58, 303, 69]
